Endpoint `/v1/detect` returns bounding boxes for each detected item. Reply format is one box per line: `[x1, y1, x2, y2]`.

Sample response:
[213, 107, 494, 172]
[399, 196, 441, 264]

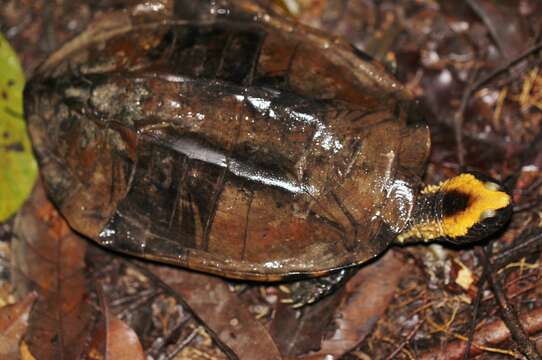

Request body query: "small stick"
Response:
[463, 258, 486, 360]
[481, 246, 542, 360]
[384, 320, 424, 360]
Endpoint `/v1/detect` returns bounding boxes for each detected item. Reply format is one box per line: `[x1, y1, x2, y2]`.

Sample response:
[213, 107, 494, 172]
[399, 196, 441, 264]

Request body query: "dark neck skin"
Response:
[418, 191, 443, 222]
[381, 171, 433, 237]
[396, 190, 447, 245]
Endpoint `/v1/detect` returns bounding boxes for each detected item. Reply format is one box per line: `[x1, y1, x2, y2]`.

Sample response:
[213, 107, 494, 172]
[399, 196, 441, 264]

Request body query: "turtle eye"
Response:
[484, 182, 501, 191]
[479, 209, 496, 221]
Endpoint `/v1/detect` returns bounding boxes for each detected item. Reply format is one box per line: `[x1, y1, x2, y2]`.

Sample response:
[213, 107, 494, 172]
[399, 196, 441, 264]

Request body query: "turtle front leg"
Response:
[282, 268, 357, 307]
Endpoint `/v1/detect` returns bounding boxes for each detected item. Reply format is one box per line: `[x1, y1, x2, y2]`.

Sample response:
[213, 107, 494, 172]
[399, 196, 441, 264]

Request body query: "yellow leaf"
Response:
[0, 33, 37, 222]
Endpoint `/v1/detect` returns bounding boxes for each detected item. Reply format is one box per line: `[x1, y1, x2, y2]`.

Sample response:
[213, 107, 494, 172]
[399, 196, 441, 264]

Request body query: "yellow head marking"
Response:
[397, 220, 444, 243]
[420, 183, 441, 194]
[398, 173, 512, 243]
[440, 173, 511, 238]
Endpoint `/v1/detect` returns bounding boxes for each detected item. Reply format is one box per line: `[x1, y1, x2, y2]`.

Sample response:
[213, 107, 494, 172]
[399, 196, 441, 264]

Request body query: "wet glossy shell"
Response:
[25, 6, 430, 280]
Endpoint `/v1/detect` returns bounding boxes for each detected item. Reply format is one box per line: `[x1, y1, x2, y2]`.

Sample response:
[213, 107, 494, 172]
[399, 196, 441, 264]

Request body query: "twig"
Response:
[165, 327, 199, 360]
[463, 261, 486, 360]
[491, 231, 542, 269]
[507, 126, 542, 191]
[452, 41, 542, 168]
[513, 198, 542, 213]
[127, 260, 240, 360]
[453, 67, 480, 167]
[419, 305, 542, 359]
[481, 246, 542, 360]
[470, 41, 542, 94]
[384, 320, 423, 360]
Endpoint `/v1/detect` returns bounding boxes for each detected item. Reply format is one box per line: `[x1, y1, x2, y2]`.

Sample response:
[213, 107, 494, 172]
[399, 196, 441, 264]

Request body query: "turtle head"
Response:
[397, 173, 512, 244]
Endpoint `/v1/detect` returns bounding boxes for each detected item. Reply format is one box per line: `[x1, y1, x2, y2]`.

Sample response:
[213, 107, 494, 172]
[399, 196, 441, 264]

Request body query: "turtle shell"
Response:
[24, 5, 430, 280]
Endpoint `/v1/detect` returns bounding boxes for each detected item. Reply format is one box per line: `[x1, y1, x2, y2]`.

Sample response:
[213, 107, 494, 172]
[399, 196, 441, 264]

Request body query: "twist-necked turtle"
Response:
[23, 1, 511, 302]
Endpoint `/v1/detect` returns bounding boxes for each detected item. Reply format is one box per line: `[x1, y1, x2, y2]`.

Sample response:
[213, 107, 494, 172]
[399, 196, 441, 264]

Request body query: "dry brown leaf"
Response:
[87, 285, 144, 360]
[270, 288, 342, 356]
[19, 341, 36, 360]
[0, 291, 37, 359]
[151, 265, 282, 360]
[11, 183, 100, 360]
[85, 249, 235, 359]
[301, 250, 407, 358]
[86, 310, 146, 360]
[106, 315, 145, 360]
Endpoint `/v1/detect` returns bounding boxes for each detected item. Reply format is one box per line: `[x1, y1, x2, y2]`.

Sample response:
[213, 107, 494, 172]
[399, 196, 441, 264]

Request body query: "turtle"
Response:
[23, 0, 512, 305]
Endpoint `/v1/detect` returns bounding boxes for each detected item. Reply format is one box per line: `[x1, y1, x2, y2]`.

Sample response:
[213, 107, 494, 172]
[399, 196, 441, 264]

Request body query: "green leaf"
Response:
[0, 33, 37, 222]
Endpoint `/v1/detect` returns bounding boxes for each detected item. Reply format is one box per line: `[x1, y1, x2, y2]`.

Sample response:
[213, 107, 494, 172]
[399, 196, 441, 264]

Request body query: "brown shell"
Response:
[24, 3, 430, 280]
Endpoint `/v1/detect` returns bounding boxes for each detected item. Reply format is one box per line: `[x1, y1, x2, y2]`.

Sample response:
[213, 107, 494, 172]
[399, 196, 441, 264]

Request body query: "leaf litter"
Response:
[2, 0, 542, 358]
